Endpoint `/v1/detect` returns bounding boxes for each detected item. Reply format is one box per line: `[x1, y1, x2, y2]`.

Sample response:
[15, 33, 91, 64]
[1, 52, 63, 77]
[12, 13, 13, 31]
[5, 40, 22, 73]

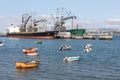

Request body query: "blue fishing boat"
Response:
[63, 56, 80, 62]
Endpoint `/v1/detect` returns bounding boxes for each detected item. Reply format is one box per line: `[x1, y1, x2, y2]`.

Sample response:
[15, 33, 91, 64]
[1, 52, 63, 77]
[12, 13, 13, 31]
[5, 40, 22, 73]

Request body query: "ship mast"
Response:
[21, 14, 31, 32]
[54, 8, 77, 31]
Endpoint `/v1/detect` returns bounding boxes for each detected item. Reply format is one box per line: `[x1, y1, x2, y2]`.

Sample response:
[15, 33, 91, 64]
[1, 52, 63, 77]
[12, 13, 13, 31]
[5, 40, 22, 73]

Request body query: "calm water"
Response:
[0, 36, 120, 80]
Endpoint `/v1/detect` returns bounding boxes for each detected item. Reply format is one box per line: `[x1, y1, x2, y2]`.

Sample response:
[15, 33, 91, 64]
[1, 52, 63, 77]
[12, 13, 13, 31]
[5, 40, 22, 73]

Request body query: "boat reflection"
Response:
[16, 67, 39, 79]
[16, 67, 38, 73]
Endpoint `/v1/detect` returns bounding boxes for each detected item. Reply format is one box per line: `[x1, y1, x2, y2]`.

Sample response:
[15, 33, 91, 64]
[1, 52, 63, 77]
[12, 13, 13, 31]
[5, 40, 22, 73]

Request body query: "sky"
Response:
[0, 0, 120, 33]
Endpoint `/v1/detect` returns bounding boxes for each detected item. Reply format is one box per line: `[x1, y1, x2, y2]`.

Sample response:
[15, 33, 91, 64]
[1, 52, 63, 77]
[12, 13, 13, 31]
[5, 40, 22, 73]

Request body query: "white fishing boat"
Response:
[63, 56, 80, 62]
[83, 44, 92, 53]
[0, 42, 5, 47]
[84, 48, 92, 53]
[25, 52, 39, 56]
[84, 44, 92, 49]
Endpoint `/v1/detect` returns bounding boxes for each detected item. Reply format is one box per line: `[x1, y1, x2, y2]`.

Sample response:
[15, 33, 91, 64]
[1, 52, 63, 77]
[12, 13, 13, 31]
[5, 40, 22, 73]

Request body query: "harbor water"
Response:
[0, 36, 120, 80]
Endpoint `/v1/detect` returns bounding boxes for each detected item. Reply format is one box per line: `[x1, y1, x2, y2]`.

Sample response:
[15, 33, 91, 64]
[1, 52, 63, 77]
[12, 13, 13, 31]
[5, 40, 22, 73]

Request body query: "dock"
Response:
[83, 35, 96, 40]
[99, 36, 113, 40]
[54, 35, 113, 40]
[71, 36, 84, 39]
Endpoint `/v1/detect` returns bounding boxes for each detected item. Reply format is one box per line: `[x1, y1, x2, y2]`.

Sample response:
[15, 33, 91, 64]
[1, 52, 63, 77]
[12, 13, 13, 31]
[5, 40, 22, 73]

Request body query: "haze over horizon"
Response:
[0, 0, 120, 33]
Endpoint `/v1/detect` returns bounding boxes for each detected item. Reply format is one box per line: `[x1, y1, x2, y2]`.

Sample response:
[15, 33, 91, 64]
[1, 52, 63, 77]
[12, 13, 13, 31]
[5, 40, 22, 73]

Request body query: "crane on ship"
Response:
[60, 16, 77, 29]
[33, 19, 47, 32]
[34, 19, 47, 24]
[61, 16, 77, 21]
[54, 8, 77, 31]
[21, 13, 48, 32]
[24, 16, 31, 28]
[20, 14, 32, 32]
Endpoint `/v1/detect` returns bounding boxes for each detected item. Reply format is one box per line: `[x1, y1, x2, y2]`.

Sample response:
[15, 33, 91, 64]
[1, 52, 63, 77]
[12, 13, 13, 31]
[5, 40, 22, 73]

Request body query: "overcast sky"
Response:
[0, 0, 120, 33]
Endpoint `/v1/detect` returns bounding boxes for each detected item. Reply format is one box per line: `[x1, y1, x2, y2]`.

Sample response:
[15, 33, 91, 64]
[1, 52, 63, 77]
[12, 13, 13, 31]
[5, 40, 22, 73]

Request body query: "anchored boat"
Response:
[59, 45, 72, 51]
[63, 56, 80, 62]
[34, 41, 43, 44]
[0, 42, 5, 47]
[22, 48, 38, 53]
[16, 59, 40, 69]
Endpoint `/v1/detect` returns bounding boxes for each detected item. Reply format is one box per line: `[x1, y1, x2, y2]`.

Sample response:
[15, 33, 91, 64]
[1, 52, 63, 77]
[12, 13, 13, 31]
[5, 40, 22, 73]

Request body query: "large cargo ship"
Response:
[6, 9, 85, 39]
[6, 14, 58, 39]
[7, 31, 56, 39]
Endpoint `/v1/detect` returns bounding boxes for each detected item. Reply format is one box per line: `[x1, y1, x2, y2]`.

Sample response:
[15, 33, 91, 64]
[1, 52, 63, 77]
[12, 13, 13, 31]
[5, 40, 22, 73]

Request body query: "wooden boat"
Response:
[22, 48, 38, 53]
[16, 59, 40, 69]
[63, 56, 80, 62]
[59, 45, 72, 51]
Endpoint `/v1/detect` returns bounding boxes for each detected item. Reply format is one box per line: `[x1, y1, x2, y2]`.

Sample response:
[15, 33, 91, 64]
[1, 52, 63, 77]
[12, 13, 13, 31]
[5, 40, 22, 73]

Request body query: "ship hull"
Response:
[68, 29, 85, 36]
[6, 29, 85, 39]
[6, 31, 57, 39]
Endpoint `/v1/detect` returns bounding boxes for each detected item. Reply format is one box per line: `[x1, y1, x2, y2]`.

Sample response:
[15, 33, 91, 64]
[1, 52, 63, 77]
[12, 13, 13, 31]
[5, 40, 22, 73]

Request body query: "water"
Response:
[0, 36, 120, 80]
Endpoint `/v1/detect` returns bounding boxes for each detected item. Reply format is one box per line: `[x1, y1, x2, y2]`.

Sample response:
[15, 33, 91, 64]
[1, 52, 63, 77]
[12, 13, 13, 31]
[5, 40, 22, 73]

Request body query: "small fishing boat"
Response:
[0, 42, 5, 47]
[25, 52, 39, 56]
[59, 45, 72, 51]
[84, 48, 92, 53]
[34, 41, 43, 44]
[84, 44, 92, 49]
[63, 56, 80, 62]
[16, 59, 40, 69]
[22, 48, 38, 53]
[83, 44, 92, 53]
